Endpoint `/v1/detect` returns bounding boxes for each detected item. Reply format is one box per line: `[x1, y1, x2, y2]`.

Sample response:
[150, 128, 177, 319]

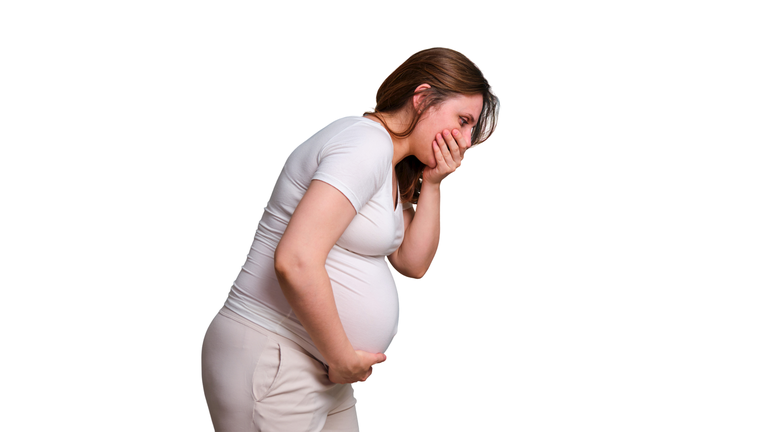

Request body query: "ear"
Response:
[412, 83, 431, 112]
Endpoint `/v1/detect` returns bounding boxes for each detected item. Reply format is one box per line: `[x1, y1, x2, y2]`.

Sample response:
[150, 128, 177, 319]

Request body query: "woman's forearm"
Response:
[391, 181, 442, 278]
[274, 260, 357, 368]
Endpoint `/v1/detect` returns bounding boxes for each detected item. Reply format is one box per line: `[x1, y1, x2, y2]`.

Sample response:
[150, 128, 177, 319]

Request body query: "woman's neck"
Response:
[363, 111, 413, 165]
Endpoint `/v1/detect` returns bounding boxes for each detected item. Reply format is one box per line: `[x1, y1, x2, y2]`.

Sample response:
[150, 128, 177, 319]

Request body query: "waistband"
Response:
[218, 306, 321, 364]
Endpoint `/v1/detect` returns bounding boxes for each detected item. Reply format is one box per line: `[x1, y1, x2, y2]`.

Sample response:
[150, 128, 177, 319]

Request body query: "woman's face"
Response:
[411, 93, 484, 168]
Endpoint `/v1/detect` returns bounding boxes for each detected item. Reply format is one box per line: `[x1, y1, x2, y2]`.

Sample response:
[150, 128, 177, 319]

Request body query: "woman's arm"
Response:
[274, 180, 386, 384]
[388, 129, 469, 278]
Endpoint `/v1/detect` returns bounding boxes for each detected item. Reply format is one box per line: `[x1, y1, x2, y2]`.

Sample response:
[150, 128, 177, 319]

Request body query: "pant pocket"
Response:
[253, 339, 282, 402]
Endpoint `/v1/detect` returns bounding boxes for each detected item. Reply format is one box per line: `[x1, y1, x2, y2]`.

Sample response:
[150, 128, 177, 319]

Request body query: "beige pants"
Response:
[202, 307, 358, 432]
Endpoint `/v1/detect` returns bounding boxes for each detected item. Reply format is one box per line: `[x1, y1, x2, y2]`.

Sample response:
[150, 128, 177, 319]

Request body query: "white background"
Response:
[1, 1, 766, 431]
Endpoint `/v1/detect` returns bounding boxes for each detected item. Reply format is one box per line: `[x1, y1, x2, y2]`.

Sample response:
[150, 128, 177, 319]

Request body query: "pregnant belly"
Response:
[325, 246, 399, 354]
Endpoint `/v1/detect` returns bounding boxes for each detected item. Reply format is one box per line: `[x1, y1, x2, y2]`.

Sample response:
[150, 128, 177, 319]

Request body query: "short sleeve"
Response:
[312, 122, 393, 212]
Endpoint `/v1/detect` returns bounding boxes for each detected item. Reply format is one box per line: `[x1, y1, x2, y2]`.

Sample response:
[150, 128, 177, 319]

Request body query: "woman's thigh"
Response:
[201, 310, 358, 432]
[321, 405, 359, 432]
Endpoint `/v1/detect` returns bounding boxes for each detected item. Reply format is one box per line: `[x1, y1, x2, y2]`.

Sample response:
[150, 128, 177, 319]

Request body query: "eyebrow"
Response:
[465, 114, 477, 125]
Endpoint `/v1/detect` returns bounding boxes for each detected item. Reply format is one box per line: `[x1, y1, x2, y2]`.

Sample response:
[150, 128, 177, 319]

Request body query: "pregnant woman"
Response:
[201, 47, 499, 432]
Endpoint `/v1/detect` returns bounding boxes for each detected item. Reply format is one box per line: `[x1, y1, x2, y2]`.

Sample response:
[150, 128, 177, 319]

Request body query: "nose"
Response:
[464, 129, 472, 146]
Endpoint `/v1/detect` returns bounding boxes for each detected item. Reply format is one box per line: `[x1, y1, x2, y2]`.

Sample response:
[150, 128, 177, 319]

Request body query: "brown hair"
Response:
[366, 47, 499, 204]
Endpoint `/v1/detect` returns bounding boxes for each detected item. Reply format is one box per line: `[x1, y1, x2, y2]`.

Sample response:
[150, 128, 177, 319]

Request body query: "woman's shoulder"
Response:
[314, 116, 393, 159]
[323, 116, 391, 142]
[305, 117, 393, 210]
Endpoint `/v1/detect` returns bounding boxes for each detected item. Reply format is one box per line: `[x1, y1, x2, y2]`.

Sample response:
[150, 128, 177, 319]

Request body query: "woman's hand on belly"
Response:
[328, 350, 387, 384]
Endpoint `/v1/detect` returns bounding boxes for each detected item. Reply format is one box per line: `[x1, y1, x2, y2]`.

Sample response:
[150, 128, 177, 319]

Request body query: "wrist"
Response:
[326, 346, 360, 371]
[420, 180, 441, 193]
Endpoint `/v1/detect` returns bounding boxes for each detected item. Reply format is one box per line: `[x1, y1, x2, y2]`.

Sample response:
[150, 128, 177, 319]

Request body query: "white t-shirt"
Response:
[224, 116, 406, 363]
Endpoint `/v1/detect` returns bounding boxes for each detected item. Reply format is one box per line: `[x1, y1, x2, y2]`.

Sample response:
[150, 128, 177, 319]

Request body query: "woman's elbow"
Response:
[398, 264, 429, 279]
[273, 244, 303, 281]
[409, 270, 427, 279]
[389, 254, 430, 279]
[274, 243, 322, 284]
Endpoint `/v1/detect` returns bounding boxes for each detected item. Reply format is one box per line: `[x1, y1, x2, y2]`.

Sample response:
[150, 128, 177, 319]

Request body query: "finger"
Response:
[452, 129, 470, 156]
[453, 129, 470, 150]
[432, 140, 447, 167]
[358, 350, 387, 366]
[442, 129, 461, 162]
[434, 133, 455, 167]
